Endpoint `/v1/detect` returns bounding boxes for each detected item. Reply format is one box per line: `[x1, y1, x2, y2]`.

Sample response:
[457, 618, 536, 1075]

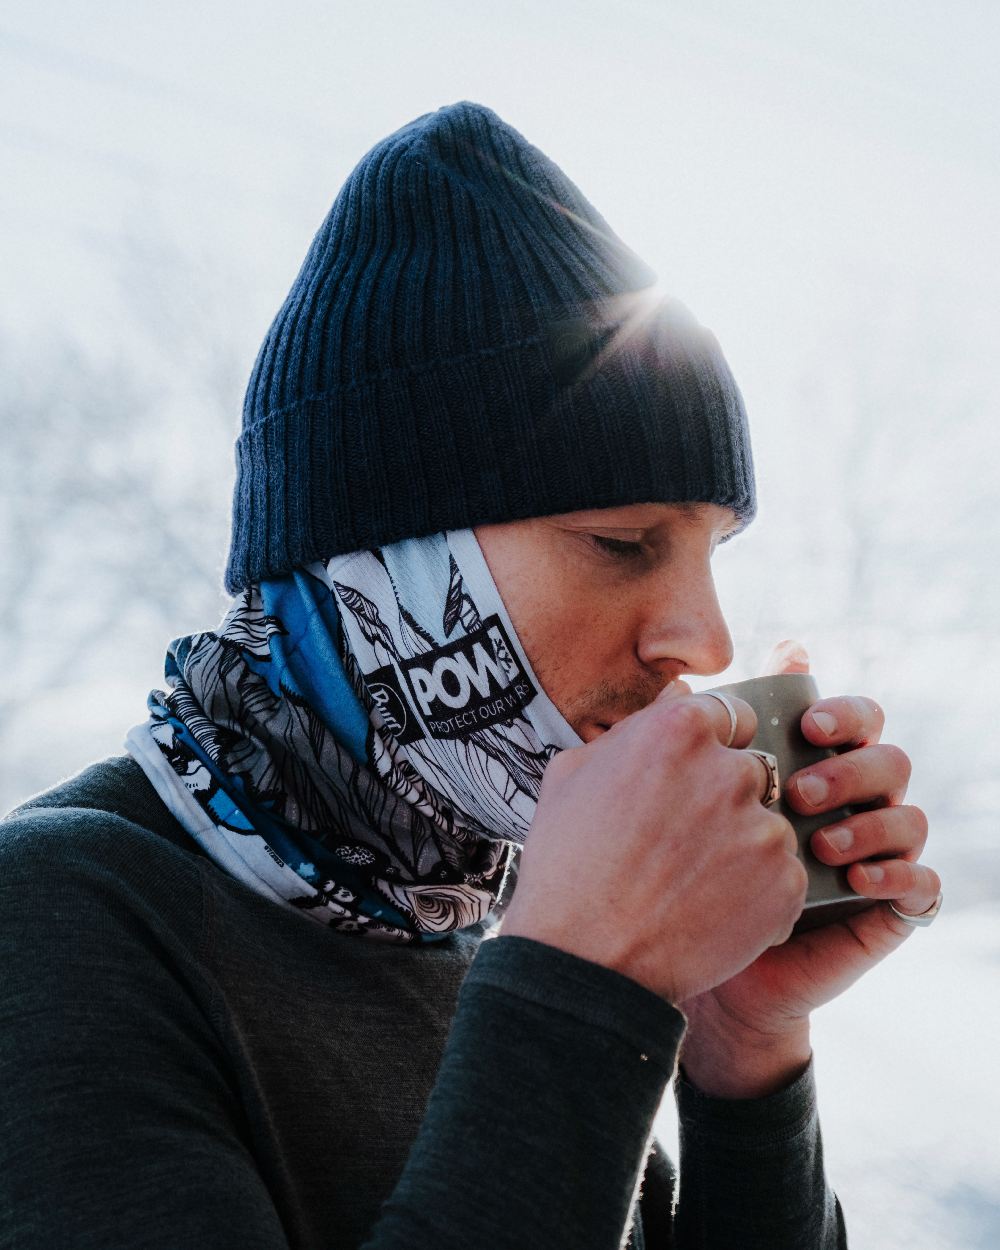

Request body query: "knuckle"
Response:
[732, 697, 758, 738]
[896, 860, 919, 893]
[734, 751, 765, 800]
[850, 695, 884, 737]
[881, 743, 912, 783]
[771, 812, 798, 853]
[824, 695, 862, 736]
[779, 866, 807, 933]
[839, 754, 864, 794]
[865, 806, 891, 847]
[860, 802, 928, 859]
[543, 746, 577, 782]
[759, 812, 796, 855]
[839, 697, 868, 738]
[781, 919, 799, 945]
[660, 698, 713, 746]
[896, 805, 930, 856]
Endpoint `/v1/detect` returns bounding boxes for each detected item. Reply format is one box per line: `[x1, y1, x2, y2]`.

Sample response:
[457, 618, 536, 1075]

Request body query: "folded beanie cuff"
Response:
[224, 315, 755, 593]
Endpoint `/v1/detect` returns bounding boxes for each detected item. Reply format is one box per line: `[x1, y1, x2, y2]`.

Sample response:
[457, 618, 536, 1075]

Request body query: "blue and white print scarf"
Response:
[126, 528, 582, 943]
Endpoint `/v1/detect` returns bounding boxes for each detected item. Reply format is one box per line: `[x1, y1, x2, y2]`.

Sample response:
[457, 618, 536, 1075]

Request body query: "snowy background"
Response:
[2, 2, 998, 1244]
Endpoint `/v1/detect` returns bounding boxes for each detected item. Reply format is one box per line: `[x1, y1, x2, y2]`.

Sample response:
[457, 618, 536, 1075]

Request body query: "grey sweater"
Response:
[0, 757, 846, 1249]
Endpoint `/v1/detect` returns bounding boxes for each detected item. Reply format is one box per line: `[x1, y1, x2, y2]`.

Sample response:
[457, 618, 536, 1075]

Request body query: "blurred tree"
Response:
[0, 233, 250, 806]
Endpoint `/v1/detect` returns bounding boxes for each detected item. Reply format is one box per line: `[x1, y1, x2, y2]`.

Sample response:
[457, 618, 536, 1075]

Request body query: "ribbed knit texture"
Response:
[224, 101, 756, 593]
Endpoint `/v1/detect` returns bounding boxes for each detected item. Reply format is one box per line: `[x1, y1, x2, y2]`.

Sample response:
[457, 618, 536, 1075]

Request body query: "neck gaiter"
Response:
[126, 528, 583, 943]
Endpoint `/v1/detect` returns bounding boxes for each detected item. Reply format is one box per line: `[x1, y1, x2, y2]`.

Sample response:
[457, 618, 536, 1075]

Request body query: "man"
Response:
[1, 102, 940, 1248]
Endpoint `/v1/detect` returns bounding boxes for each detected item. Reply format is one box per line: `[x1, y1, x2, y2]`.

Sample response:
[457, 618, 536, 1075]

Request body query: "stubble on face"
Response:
[547, 668, 665, 737]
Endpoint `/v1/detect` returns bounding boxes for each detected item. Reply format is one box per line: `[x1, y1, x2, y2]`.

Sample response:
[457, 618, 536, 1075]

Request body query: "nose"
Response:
[637, 560, 734, 678]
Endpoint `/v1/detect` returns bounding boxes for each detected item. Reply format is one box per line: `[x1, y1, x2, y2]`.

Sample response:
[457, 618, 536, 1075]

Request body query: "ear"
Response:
[763, 639, 810, 676]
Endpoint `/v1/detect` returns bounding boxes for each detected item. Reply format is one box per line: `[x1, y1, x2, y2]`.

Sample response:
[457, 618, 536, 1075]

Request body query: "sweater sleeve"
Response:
[361, 934, 687, 1250]
[671, 1058, 848, 1249]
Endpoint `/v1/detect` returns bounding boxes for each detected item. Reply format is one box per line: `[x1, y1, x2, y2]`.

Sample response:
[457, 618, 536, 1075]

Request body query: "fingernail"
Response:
[822, 826, 853, 853]
[797, 773, 829, 807]
[861, 864, 885, 884]
[773, 639, 809, 665]
[811, 711, 837, 737]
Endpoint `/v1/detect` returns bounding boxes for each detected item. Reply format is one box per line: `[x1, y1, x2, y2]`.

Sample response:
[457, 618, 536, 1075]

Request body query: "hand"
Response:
[502, 681, 808, 1004]
[679, 640, 941, 1094]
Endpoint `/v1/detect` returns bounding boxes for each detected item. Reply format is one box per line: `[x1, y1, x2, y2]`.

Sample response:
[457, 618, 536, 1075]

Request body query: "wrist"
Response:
[678, 1012, 812, 1100]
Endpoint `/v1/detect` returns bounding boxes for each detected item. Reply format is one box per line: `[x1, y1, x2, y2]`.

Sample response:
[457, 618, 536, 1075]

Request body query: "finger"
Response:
[656, 678, 693, 701]
[743, 748, 781, 807]
[689, 690, 758, 749]
[801, 695, 886, 748]
[601, 679, 693, 740]
[816, 898, 913, 965]
[763, 639, 810, 676]
[845, 858, 942, 919]
[809, 805, 929, 866]
[786, 743, 912, 813]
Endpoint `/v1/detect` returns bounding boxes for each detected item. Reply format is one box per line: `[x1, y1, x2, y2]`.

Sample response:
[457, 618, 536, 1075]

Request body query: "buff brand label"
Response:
[366, 664, 425, 746]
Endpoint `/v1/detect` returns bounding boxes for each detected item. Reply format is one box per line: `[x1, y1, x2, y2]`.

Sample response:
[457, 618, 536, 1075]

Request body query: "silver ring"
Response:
[746, 749, 781, 806]
[887, 891, 943, 929]
[702, 691, 738, 747]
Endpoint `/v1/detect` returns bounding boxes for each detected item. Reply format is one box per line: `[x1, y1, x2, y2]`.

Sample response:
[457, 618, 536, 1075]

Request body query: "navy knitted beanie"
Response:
[224, 101, 755, 593]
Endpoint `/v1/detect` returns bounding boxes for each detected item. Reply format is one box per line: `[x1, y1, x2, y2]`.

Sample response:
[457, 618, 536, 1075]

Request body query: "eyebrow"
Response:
[674, 503, 743, 535]
[604, 504, 742, 537]
[672, 503, 709, 525]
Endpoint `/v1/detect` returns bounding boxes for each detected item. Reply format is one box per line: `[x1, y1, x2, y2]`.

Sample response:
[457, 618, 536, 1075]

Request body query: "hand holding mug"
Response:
[679, 641, 941, 1058]
[502, 680, 808, 1004]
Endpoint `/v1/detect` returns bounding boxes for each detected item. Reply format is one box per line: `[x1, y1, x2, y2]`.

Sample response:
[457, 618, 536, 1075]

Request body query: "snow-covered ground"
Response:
[655, 901, 1000, 1248]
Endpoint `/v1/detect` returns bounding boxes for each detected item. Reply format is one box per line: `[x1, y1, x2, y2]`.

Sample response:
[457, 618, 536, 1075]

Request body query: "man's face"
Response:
[474, 502, 740, 744]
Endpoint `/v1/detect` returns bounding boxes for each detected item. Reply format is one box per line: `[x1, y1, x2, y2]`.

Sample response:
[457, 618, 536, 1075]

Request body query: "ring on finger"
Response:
[702, 691, 738, 747]
[887, 891, 943, 929]
[747, 749, 782, 807]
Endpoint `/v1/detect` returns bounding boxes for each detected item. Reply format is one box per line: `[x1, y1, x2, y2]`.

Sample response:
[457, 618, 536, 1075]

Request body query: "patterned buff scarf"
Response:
[126, 528, 583, 943]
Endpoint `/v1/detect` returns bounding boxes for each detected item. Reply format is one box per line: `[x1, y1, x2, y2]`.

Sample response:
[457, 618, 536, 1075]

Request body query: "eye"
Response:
[587, 534, 646, 560]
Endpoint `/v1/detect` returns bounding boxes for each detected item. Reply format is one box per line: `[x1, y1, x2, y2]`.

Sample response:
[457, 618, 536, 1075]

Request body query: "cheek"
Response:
[508, 582, 628, 702]
[475, 525, 636, 709]
[503, 584, 571, 672]
[483, 561, 572, 686]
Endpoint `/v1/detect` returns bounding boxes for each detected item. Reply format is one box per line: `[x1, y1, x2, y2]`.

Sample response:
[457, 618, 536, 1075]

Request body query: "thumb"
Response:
[763, 639, 810, 676]
[656, 677, 693, 702]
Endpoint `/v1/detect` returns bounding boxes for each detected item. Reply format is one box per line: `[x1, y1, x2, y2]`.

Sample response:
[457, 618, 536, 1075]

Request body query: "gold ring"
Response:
[746, 749, 781, 806]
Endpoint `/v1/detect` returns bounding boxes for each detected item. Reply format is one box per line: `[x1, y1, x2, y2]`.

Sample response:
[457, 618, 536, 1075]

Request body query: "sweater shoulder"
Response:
[0, 754, 206, 916]
[6, 752, 191, 834]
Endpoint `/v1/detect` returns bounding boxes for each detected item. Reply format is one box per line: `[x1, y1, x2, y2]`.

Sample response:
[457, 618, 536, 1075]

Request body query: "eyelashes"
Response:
[587, 534, 647, 560]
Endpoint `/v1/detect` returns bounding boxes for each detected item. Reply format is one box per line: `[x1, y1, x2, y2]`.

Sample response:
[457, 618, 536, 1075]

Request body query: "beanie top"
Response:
[224, 101, 755, 593]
